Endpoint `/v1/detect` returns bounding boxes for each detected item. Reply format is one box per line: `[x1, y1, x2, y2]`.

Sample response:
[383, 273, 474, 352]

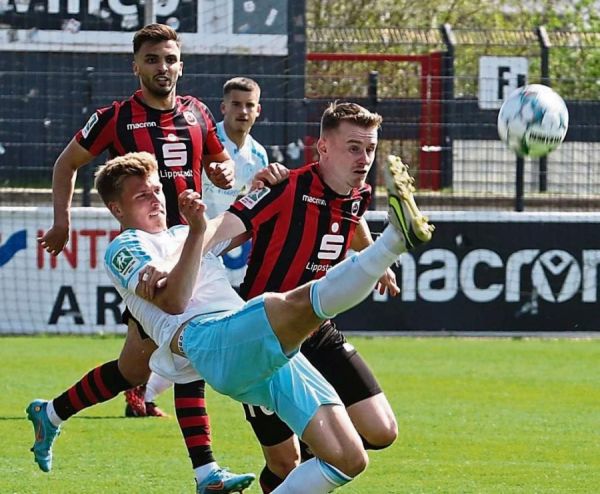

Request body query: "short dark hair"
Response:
[320, 101, 382, 134]
[95, 152, 158, 205]
[223, 77, 261, 97]
[133, 23, 180, 54]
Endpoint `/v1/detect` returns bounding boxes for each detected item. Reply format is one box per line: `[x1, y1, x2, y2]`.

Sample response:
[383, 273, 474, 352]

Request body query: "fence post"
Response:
[537, 26, 551, 193]
[81, 67, 94, 207]
[440, 23, 455, 189]
[368, 70, 379, 210]
[284, 0, 306, 169]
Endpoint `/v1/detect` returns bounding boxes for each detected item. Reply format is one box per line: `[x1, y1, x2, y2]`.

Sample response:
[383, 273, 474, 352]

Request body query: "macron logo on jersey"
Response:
[239, 187, 270, 209]
[126, 121, 157, 131]
[302, 194, 326, 206]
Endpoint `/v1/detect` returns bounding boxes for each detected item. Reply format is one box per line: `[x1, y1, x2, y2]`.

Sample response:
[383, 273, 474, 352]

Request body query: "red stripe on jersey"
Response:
[130, 99, 155, 158]
[247, 181, 295, 296]
[280, 172, 324, 288]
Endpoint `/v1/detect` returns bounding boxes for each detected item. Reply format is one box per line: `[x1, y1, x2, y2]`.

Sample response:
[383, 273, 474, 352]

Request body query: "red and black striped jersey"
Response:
[229, 162, 372, 299]
[76, 89, 223, 226]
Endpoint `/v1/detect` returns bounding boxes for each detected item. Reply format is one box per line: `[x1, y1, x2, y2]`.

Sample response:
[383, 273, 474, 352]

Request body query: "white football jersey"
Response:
[202, 121, 269, 219]
[104, 226, 245, 383]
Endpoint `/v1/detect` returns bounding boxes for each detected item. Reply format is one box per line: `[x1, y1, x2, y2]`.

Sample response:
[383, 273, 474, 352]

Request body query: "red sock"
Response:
[174, 380, 215, 467]
[52, 360, 131, 420]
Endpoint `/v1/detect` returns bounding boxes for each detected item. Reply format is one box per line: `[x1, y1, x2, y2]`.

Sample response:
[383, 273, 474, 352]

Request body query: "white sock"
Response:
[271, 458, 352, 493]
[46, 400, 63, 427]
[195, 461, 218, 483]
[310, 237, 400, 319]
[145, 373, 172, 403]
[379, 224, 409, 255]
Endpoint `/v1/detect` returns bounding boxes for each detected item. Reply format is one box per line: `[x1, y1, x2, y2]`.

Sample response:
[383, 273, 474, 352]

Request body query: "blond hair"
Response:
[94, 152, 158, 205]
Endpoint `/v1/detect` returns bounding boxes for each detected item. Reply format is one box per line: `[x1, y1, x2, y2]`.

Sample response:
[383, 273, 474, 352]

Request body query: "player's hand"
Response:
[375, 267, 399, 296]
[251, 162, 289, 190]
[206, 160, 235, 189]
[137, 265, 168, 300]
[37, 223, 70, 256]
[178, 190, 207, 234]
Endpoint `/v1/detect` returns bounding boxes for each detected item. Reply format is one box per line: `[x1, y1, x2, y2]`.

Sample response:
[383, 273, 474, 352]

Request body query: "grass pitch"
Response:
[1, 335, 598, 493]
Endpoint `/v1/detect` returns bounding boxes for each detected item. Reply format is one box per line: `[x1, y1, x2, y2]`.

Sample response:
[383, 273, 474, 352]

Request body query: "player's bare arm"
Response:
[351, 217, 400, 296]
[203, 150, 235, 189]
[136, 190, 207, 314]
[37, 138, 94, 256]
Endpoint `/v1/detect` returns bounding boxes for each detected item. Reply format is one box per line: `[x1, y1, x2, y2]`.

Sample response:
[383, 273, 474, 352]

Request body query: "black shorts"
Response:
[242, 320, 382, 446]
[122, 307, 150, 340]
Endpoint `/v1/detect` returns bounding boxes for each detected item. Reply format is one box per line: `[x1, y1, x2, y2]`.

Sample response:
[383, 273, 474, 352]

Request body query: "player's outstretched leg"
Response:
[26, 399, 61, 472]
[384, 154, 435, 249]
[196, 468, 256, 494]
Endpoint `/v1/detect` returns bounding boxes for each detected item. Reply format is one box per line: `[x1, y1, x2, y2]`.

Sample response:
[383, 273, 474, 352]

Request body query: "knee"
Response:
[117, 354, 151, 385]
[362, 419, 398, 450]
[266, 452, 300, 479]
[337, 447, 369, 478]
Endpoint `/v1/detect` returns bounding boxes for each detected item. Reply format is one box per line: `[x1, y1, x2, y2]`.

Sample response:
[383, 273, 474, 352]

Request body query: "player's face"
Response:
[111, 173, 166, 233]
[221, 89, 261, 134]
[318, 121, 378, 193]
[133, 40, 183, 98]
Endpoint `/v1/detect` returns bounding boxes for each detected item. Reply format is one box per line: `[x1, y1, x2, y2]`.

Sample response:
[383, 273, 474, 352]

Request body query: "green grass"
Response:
[1, 336, 598, 493]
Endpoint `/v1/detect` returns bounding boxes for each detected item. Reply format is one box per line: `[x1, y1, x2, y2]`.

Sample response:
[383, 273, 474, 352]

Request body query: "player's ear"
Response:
[178, 60, 183, 77]
[256, 103, 262, 115]
[220, 101, 226, 115]
[132, 60, 139, 77]
[316, 136, 327, 156]
[109, 201, 123, 219]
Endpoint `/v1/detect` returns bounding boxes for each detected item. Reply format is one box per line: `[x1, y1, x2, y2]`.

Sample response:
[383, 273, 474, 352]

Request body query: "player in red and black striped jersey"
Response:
[35, 24, 255, 493]
[210, 101, 400, 493]
[74, 90, 226, 227]
[233, 162, 371, 297]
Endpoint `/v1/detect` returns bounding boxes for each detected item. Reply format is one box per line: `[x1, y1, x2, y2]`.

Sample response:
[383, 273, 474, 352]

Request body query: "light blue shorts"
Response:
[182, 295, 342, 437]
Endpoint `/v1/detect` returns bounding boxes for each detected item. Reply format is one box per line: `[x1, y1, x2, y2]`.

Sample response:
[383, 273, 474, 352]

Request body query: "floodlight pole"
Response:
[144, 0, 156, 25]
[537, 26, 551, 193]
[515, 155, 524, 212]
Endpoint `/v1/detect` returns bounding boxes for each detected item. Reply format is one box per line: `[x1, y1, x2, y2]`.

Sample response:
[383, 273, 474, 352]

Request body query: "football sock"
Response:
[271, 458, 352, 493]
[45, 400, 63, 427]
[310, 239, 399, 319]
[51, 359, 131, 421]
[145, 372, 172, 402]
[259, 465, 284, 493]
[194, 461, 218, 483]
[379, 224, 409, 255]
[174, 380, 215, 470]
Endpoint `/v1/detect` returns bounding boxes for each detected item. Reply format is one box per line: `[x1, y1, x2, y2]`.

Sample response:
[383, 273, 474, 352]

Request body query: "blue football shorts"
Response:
[181, 295, 342, 437]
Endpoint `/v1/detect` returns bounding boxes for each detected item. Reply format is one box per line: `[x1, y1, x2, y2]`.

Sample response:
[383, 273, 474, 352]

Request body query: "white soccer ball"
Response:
[497, 84, 569, 157]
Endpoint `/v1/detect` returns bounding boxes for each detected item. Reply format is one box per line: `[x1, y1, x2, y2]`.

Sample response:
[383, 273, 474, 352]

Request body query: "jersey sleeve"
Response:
[357, 184, 373, 217]
[75, 104, 117, 156]
[104, 231, 153, 293]
[227, 180, 288, 231]
[197, 102, 224, 156]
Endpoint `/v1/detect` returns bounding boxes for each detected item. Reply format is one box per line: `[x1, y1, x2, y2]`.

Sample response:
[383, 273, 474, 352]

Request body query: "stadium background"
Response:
[1, 0, 600, 333]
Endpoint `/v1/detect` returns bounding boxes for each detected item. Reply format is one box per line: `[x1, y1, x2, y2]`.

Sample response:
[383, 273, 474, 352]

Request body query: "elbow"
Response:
[160, 300, 187, 315]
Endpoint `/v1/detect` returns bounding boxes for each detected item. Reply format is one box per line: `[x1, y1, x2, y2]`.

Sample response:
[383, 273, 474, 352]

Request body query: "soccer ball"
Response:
[497, 84, 569, 157]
